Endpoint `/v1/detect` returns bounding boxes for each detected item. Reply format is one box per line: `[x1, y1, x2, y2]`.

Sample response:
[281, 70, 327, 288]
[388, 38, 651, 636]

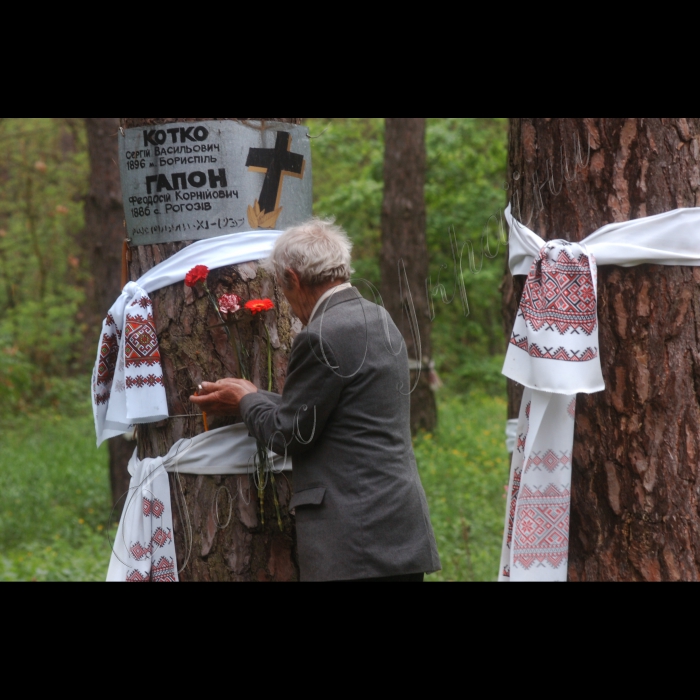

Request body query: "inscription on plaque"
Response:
[119, 120, 313, 246]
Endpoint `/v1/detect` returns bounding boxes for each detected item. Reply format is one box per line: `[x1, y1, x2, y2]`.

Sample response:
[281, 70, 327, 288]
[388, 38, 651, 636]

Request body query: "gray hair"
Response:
[265, 218, 354, 288]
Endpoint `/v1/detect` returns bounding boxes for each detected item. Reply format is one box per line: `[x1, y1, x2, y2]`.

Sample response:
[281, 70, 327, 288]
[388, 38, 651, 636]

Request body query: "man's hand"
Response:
[189, 379, 258, 417]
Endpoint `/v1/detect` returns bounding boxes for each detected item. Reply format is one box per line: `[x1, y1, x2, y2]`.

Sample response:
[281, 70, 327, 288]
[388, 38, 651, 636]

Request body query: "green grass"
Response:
[416, 392, 510, 582]
[0, 411, 115, 582]
[0, 393, 510, 582]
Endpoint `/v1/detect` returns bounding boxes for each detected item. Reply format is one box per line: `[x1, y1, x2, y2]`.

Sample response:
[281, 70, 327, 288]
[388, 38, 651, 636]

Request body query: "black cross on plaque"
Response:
[246, 132, 306, 214]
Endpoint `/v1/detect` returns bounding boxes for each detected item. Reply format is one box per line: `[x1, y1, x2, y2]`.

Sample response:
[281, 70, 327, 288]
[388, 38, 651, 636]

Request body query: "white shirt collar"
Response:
[309, 283, 353, 323]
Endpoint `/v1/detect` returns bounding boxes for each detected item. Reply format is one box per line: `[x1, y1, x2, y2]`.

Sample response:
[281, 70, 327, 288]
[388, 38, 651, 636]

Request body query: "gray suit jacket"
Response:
[240, 287, 441, 582]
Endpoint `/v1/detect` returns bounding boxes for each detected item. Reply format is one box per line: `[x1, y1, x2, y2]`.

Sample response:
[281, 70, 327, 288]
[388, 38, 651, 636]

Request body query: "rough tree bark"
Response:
[83, 118, 132, 514]
[381, 118, 437, 433]
[505, 118, 700, 581]
[501, 243, 525, 424]
[123, 118, 303, 582]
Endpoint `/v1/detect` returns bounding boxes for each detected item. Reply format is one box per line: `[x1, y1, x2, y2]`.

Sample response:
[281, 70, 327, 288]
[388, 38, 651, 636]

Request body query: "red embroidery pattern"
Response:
[125, 313, 160, 368]
[126, 375, 164, 389]
[94, 313, 123, 407]
[128, 528, 172, 564]
[508, 401, 530, 553]
[126, 569, 150, 583]
[151, 527, 172, 550]
[99, 332, 119, 376]
[507, 468, 522, 550]
[143, 498, 165, 519]
[525, 450, 572, 474]
[510, 333, 598, 363]
[513, 484, 570, 571]
[130, 542, 152, 562]
[97, 334, 119, 384]
[125, 498, 175, 581]
[152, 557, 177, 583]
[520, 245, 597, 336]
[95, 392, 111, 406]
[106, 313, 120, 337]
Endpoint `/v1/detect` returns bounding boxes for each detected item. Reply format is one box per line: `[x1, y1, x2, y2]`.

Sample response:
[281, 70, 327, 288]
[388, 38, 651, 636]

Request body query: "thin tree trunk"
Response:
[83, 118, 132, 515]
[381, 118, 437, 433]
[123, 118, 302, 582]
[506, 118, 700, 581]
[502, 121, 527, 427]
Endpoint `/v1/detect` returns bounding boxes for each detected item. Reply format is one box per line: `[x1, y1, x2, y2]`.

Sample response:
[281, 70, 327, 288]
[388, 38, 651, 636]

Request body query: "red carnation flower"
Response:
[218, 294, 242, 316]
[185, 265, 209, 288]
[245, 299, 275, 315]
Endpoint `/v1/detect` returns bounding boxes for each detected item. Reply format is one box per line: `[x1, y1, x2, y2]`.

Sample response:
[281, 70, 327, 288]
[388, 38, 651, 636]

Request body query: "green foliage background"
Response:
[0, 118, 89, 415]
[307, 118, 509, 394]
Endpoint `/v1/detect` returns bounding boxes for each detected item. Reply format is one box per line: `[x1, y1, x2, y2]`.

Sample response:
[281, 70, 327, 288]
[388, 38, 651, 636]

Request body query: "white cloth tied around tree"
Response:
[92, 230, 284, 447]
[107, 424, 290, 583]
[500, 205, 700, 582]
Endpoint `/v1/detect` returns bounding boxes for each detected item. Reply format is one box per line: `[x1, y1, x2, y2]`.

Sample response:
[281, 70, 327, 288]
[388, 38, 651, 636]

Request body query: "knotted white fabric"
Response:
[93, 231, 284, 446]
[107, 424, 291, 582]
[500, 205, 700, 582]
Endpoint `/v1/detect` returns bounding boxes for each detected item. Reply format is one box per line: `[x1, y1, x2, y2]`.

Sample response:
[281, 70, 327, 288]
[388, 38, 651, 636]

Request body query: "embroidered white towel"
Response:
[93, 284, 167, 446]
[501, 206, 700, 582]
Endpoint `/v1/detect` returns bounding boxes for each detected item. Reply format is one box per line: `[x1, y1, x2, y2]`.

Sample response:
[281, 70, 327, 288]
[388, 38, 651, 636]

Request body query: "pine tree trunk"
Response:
[123, 118, 303, 582]
[381, 118, 437, 433]
[506, 118, 700, 581]
[83, 118, 132, 515]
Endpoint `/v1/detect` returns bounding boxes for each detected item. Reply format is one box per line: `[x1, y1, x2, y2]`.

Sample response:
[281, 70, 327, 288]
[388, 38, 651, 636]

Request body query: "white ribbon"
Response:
[500, 206, 700, 582]
[506, 205, 700, 273]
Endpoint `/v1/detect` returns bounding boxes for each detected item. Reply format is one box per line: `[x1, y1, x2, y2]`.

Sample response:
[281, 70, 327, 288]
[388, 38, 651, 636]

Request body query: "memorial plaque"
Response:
[119, 120, 313, 245]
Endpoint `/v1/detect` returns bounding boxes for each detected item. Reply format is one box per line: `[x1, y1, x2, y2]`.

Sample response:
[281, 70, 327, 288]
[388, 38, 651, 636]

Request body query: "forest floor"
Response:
[416, 392, 509, 582]
[0, 411, 115, 582]
[0, 391, 509, 582]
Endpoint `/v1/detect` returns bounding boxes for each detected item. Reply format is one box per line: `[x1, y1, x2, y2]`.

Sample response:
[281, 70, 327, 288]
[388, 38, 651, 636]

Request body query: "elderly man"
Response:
[191, 219, 441, 582]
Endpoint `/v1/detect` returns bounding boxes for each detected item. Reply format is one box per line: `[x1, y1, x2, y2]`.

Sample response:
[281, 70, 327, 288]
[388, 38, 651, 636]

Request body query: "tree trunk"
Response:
[123, 118, 303, 582]
[381, 118, 437, 433]
[506, 118, 700, 581]
[83, 118, 132, 515]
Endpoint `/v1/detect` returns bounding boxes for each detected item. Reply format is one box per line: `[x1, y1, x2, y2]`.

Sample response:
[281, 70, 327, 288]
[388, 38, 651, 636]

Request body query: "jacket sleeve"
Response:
[240, 330, 344, 457]
[257, 390, 282, 405]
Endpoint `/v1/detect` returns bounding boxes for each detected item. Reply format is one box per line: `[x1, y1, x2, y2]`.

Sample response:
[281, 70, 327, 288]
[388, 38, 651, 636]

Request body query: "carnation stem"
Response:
[256, 442, 266, 526]
[270, 471, 284, 532]
[265, 324, 273, 393]
[203, 284, 231, 341]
